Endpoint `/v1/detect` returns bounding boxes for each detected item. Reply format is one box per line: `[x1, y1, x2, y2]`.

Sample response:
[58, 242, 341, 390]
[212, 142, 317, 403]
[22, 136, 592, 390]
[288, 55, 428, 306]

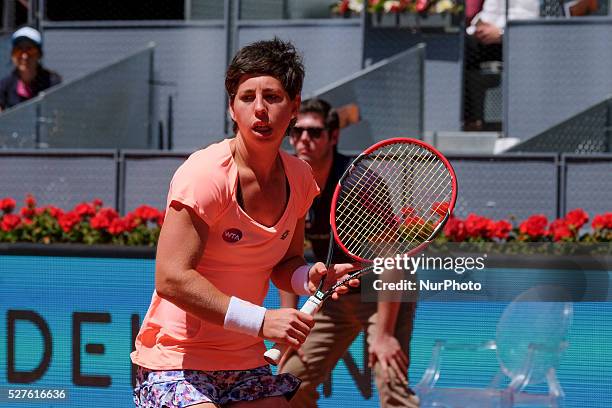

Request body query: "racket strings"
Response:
[337, 144, 425, 232]
[336, 144, 417, 256]
[377, 151, 449, 250]
[340, 158, 440, 254]
[334, 142, 453, 260]
[399, 155, 454, 243]
[338, 144, 443, 251]
[336, 144, 429, 256]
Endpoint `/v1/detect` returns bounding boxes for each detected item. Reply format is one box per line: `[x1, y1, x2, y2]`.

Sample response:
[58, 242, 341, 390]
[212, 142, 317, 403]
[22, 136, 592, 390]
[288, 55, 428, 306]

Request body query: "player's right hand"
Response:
[259, 308, 314, 347]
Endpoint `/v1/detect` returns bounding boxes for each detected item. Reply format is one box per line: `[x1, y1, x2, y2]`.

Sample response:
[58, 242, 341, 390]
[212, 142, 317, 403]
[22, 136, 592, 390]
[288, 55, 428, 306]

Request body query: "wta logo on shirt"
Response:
[222, 228, 243, 243]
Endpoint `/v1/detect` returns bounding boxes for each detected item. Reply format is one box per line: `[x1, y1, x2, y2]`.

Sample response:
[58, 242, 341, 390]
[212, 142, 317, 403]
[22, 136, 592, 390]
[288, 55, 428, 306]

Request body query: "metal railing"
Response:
[2, 149, 610, 219]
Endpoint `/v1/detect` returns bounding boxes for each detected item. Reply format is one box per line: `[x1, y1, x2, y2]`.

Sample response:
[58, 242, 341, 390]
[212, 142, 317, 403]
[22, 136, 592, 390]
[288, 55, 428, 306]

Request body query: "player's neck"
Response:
[231, 136, 281, 182]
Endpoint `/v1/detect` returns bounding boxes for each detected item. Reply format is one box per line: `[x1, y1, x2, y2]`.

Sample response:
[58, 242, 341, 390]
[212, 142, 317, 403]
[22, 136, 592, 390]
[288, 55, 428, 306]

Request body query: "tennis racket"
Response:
[264, 137, 457, 365]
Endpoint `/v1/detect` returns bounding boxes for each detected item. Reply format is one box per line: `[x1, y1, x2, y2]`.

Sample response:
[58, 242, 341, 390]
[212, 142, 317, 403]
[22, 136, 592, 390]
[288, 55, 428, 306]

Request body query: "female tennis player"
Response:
[130, 39, 359, 408]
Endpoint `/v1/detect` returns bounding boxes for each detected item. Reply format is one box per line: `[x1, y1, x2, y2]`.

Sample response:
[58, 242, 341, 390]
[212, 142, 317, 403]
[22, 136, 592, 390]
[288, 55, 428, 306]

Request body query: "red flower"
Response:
[90, 208, 119, 230]
[489, 220, 512, 240]
[431, 202, 450, 217]
[403, 216, 425, 228]
[108, 218, 127, 235]
[401, 206, 416, 217]
[416, 0, 429, 12]
[134, 205, 160, 222]
[35, 206, 64, 218]
[92, 198, 103, 209]
[123, 213, 141, 231]
[464, 214, 494, 238]
[90, 214, 110, 230]
[20, 207, 35, 219]
[25, 194, 36, 208]
[443, 217, 466, 241]
[73, 202, 96, 218]
[46, 206, 64, 218]
[338, 0, 350, 13]
[58, 212, 81, 233]
[1, 197, 16, 213]
[1, 214, 21, 232]
[548, 219, 573, 242]
[565, 208, 588, 230]
[592, 213, 612, 230]
[519, 215, 548, 238]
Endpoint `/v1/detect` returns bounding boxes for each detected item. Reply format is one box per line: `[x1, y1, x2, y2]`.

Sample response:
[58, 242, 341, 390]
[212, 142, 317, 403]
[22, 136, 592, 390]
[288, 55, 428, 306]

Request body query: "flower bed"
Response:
[333, 0, 463, 17]
[1, 195, 610, 246]
[0, 195, 163, 246]
[441, 209, 612, 243]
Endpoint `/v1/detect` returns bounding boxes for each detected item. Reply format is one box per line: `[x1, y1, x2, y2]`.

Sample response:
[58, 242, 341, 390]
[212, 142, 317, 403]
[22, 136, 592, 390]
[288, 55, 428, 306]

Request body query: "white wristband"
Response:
[291, 264, 312, 296]
[223, 296, 267, 337]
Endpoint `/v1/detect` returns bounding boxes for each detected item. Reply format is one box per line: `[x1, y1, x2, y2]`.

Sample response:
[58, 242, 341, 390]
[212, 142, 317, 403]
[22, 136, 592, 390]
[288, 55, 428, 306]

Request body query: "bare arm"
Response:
[274, 217, 305, 309]
[369, 301, 409, 384]
[155, 201, 229, 326]
[280, 290, 299, 309]
[271, 217, 308, 293]
[376, 301, 401, 337]
[369, 264, 409, 383]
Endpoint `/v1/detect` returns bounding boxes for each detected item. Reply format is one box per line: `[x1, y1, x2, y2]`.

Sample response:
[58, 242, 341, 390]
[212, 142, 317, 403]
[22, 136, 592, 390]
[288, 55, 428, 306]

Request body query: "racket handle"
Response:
[263, 296, 321, 366]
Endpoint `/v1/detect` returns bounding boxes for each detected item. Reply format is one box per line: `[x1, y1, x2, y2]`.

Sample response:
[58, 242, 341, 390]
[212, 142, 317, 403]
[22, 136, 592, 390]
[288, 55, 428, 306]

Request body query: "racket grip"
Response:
[263, 296, 321, 366]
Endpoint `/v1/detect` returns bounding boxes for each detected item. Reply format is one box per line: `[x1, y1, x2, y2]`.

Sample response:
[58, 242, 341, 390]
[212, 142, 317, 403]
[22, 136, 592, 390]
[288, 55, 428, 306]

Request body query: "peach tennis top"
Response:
[130, 139, 319, 371]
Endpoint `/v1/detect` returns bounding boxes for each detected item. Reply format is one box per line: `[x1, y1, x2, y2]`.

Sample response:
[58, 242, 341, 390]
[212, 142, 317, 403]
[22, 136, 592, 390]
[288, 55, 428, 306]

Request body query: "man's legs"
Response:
[280, 294, 363, 408]
[463, 34, 503, 130]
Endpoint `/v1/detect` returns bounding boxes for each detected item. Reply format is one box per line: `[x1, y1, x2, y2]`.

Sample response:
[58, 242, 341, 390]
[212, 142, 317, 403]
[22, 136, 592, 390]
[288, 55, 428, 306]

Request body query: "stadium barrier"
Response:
[1, 244, 611, 407]
[508, 95, 612, 154]
[504, 17, 612, 142]
[311, 45, 425, 152]
[0, 45, 155, 150]
[2, 150, 611, 219]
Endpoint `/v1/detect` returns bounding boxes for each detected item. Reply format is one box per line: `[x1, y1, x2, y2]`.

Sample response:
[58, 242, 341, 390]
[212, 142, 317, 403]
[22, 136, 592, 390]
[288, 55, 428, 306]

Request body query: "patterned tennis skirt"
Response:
[133, 365, 301, 407]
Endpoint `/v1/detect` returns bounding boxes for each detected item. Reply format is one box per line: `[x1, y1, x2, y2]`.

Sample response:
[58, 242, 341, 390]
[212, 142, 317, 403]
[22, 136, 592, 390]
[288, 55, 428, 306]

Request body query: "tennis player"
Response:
[131, 39, 358, 408]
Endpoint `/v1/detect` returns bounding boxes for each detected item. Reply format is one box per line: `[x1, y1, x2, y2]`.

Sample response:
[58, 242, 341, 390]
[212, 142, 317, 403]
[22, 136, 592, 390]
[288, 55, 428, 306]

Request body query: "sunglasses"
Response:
[290, 126, 327, 140]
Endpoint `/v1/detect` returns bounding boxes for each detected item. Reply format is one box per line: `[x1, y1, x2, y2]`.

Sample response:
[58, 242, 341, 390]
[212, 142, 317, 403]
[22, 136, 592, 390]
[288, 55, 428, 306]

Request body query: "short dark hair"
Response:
[299, 98, 339, 133]
[225, 38, 305, 101]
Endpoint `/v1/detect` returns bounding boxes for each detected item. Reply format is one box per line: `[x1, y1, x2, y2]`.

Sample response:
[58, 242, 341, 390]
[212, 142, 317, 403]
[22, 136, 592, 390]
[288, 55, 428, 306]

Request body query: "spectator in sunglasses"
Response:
[0, 27, 62, 111]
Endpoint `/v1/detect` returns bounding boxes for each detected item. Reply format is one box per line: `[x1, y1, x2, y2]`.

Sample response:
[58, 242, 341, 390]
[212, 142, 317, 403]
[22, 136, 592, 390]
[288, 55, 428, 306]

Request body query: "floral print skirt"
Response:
[133, 365, 300, 407]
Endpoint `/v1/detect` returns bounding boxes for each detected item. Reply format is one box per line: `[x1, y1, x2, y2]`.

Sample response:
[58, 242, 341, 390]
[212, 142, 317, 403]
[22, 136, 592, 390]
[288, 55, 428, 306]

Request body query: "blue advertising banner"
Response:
[1, 254, 611, 407]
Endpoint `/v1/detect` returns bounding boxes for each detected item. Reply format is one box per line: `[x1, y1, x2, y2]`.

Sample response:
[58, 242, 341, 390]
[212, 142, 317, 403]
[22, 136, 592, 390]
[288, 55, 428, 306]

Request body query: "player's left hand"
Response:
[307, 262, 361, 300]
[368, 332, 409, 385]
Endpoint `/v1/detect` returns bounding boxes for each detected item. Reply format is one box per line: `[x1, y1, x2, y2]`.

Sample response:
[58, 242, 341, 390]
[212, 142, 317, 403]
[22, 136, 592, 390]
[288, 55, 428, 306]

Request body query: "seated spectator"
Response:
[0, 27, 62, 112]
[463, 0, 538, 131]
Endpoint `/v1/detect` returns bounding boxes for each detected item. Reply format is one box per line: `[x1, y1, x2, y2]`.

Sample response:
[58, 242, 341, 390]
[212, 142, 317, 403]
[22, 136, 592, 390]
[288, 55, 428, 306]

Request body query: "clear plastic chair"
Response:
[415, 286, 573, 408]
